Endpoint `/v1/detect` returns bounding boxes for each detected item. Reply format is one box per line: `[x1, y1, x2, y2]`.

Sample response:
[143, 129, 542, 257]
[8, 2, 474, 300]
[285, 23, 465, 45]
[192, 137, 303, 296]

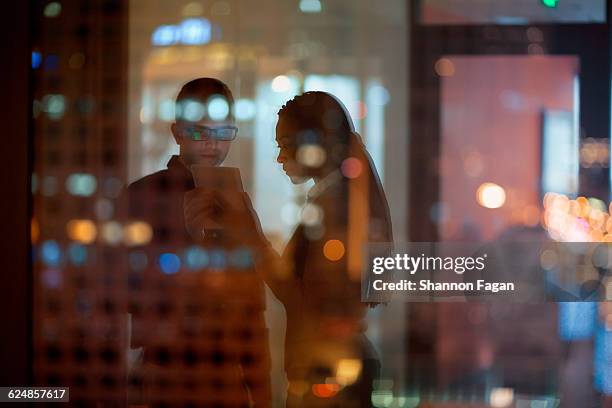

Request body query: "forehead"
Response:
[275, 116, 300, 141]
[176, 94, 234, 125]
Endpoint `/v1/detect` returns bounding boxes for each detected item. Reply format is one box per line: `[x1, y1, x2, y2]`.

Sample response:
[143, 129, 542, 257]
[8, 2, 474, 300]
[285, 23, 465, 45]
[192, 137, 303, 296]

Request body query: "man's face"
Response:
[171, 118, 235, 167]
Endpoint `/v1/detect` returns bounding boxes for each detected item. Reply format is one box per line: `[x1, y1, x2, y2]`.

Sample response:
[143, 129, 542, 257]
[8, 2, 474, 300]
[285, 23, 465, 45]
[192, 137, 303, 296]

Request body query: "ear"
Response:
[170, 122, 181, 145]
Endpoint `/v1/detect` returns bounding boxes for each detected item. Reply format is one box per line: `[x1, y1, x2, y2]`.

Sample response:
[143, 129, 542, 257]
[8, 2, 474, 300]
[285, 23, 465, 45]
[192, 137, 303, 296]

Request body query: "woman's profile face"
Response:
[275, 116, 311, 184]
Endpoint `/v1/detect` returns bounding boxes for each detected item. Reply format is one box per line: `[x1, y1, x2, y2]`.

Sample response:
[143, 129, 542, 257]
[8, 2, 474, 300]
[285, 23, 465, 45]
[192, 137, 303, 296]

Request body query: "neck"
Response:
[178, 155, 191, 168]
[313, 168, 337, 184]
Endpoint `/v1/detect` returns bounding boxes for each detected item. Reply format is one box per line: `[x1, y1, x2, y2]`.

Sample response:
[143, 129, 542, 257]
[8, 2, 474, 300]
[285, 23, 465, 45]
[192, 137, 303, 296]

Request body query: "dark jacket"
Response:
[122, 155, 271, 407]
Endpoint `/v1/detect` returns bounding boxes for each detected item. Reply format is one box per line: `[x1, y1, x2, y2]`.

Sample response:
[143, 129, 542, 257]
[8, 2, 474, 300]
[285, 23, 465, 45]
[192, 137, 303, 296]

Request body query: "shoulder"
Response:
[127, 169, 169, 194]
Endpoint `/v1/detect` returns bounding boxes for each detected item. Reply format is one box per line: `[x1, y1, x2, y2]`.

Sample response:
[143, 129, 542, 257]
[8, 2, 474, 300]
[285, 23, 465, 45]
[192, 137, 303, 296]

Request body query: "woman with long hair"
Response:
[270, 91, 393, 406]
[217, 91, 393, 406]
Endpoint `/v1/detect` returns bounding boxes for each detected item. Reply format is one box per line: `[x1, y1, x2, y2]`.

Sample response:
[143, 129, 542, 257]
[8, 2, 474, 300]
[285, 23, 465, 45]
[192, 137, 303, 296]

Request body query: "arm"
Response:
[236, 192, 303, 307]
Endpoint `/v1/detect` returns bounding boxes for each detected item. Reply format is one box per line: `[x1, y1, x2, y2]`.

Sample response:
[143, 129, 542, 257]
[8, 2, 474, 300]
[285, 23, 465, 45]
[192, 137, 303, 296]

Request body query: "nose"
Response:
[201, 138, 217, 149]
[276, 149, 285, 164]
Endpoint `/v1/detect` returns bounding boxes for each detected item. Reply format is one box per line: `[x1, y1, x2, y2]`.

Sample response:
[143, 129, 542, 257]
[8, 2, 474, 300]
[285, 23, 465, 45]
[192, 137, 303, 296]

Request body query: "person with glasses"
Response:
[170, 108, 238, 168]
[122, 78, 271, 407]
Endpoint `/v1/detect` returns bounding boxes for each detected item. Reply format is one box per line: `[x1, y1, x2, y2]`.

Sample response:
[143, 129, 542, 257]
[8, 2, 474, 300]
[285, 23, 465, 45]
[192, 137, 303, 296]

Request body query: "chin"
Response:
[289, 175, 309, 184]
[194, 157, 221, 167]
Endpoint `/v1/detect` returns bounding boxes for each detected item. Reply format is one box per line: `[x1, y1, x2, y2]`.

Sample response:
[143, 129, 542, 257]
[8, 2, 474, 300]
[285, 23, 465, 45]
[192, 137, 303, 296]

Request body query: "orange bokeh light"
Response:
[323, 239, 345, 261]
[312, 383, 340, 398]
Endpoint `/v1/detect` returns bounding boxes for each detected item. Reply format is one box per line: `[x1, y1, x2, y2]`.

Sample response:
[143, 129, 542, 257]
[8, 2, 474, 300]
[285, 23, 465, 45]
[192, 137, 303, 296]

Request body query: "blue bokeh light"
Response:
[235, 98, 256, 122]
[209, 249, 226, 269]
[159, 252, 181, 275]
[41, 240, 62, 267]
[230, 248, 253, 269]
[184, 246, 209, 270]
[68, 243, 87, 266]
[558, 302, 597, 341]
[44, 54, 59, 71]
[31, 51, 42, 69]
[180, 18, 211, 45]
[152, 18, 212, 47]
[66, 173, 97, 196]
[594, 323, 612, 395]
[151, 25, 179, 46]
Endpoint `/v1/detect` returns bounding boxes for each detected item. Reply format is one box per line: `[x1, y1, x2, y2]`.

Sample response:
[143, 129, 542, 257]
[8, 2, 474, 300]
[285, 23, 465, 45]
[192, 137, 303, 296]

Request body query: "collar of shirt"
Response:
[307, 170, 343, 201]
[167, 155, 195, 189]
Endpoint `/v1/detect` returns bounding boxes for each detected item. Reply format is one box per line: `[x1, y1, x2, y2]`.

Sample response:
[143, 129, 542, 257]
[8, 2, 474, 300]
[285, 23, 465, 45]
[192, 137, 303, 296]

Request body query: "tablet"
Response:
[190, 165, 244, 192]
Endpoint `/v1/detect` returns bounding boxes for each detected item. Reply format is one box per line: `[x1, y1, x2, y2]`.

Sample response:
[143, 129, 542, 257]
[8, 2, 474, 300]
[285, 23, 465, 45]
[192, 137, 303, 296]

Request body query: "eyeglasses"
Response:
[178, 124, 238, 141]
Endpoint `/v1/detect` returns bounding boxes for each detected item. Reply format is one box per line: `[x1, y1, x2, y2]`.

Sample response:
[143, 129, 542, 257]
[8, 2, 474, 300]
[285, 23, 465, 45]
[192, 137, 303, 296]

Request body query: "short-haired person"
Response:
[123, 78, 271, 407]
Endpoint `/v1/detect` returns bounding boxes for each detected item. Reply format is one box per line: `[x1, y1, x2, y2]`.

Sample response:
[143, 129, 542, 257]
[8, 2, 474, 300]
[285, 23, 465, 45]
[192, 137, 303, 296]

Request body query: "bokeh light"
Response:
[123, 221, 153, 246]
[41, 240, 61, 267]
[101, 221, 123, 245]
[66, 173, 97, 197]
[152, 25, 179, 46]
[95, 199, 114, 220]
[323, 239, 345, 261]
[476, 182, 506, 209]
[158, 99, 176, 121]
[31, 51, 42, 69]
[31, 218, 39, 244]
[159, 253, 181, 275]
[42, 94, 66, 120]
[66, 219, 97, 244]
[230, 248, 253, 268]
[312, 383, 340, 398]
[489, 387, 514, 408]
[299, 0, 322, 13]
[43, 2, 62, 18]
[67, 243, 88, 267]
[184, 246, 209, 270]
[336, 359, 362, 386]
[209, 249, 227, 269]
[435, 58, 455, 77]
[179, 18, 211, 45]
[367, 84, 390, 106]
[297, 144, 326, 167]
[341, 157, 363, 179]
[42, 269, 62, 289]
[207, 95, 230, 121]
[234, 98, 256, 121]
[371, 390, 394, 407]
[301, 203, 323, 226]
[271, 75, 291, 93]
[180, 99, 206, 122]
[541, 193, 612, 242]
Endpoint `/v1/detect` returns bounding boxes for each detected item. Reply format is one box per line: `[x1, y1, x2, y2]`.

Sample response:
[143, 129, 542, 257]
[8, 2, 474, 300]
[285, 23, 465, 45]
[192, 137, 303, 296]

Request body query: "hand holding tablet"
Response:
[184, 165, 248, 239]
